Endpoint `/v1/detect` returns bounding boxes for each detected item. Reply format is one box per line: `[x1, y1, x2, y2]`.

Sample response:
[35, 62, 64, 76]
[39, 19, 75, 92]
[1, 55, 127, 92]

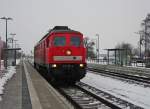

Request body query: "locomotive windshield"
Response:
[53, 36, 66, 46]
[70, 36, 81, 46]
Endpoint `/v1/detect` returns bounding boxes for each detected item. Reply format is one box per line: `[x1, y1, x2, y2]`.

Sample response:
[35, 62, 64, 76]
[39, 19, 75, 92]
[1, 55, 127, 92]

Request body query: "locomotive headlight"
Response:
[79, 64, 84, 67]
[66, 50, 71, 55]
[52, 64, 57, 68]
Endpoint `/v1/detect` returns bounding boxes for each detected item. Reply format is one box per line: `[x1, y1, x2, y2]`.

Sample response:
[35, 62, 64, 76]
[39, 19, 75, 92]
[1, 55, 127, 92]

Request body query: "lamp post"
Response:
[0, 17, 13, 69]
[91, 38, 97, 59]
[96, 34, 100, 62]
[10, 33, 16, 48]
[13, 39, 18, 66]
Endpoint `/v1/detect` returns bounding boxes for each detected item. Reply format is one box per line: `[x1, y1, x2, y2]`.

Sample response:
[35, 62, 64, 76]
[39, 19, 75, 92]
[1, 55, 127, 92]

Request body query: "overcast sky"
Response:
[0, 0, 150, 54]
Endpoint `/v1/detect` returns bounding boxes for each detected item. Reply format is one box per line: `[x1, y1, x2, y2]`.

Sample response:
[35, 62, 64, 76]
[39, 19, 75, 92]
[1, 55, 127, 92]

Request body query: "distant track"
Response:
[88, 67, 150, 84]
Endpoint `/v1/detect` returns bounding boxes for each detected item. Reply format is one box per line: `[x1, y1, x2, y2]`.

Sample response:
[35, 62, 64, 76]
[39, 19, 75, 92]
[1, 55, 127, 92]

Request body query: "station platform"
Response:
[0, 60, 72, 109]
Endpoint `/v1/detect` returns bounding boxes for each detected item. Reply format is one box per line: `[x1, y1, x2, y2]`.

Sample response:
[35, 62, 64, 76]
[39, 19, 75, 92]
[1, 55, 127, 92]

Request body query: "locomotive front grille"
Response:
[62, 64, 74, 68]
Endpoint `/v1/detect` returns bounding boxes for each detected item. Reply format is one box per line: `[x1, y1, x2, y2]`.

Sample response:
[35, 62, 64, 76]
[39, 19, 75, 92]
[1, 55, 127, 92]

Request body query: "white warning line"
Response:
[23, 62, 43, 109]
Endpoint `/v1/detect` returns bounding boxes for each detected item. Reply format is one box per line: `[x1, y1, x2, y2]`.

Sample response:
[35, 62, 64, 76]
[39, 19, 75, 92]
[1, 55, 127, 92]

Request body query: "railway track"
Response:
[87, 64, 150, 76]
[88, 67, 150, 84]
[56, 82, 143, 109]
[27, 60, 145, 108]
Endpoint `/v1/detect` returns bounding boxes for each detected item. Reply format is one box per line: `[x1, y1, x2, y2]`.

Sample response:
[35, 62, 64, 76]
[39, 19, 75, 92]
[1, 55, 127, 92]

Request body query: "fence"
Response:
[87, 58, 148, 67]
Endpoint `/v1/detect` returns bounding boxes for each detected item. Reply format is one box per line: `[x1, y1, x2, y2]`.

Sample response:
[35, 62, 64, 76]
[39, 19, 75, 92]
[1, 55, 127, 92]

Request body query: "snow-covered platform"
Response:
[0, 65, 22, 109]
[0, 60, 72, 109]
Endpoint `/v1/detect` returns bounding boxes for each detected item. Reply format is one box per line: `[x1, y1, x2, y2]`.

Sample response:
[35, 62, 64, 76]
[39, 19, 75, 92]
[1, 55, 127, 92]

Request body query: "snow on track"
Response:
[81, 72, 150, 109]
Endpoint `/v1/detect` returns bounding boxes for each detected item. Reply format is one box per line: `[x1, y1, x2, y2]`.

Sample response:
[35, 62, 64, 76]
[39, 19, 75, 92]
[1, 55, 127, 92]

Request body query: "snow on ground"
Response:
[0, 66, 16, 101]
[81, 72, 150, 109]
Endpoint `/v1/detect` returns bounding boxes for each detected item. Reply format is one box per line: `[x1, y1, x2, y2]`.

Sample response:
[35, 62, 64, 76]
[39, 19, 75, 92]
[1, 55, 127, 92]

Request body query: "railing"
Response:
[87, 59, 108, 65]
[87, 58, 150, 68]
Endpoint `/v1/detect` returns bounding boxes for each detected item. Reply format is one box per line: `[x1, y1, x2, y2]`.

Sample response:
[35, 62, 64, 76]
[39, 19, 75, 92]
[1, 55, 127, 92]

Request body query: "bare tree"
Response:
[141, 14, 150, 57]
[115, 42, 133, 56]
[115, 42, 134, 65]
[84, 37, 96, 59]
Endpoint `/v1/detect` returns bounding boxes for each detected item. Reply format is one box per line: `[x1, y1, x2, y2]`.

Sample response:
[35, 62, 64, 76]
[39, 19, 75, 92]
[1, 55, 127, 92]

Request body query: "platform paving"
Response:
[0, 64, 23, 109]
[0, 60, 72, 109]
[24, 61, 72, 109]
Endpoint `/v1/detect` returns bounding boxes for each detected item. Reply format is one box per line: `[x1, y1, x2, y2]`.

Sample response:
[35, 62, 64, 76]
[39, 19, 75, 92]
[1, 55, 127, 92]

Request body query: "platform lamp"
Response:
[0, 17, 13, 69]
[96, 34, 100, 62]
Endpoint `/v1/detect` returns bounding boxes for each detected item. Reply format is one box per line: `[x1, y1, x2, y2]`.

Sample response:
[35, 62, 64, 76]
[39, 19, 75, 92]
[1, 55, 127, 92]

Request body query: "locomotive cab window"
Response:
[53, 36, 66, 46]
[70, 36, 81, 47]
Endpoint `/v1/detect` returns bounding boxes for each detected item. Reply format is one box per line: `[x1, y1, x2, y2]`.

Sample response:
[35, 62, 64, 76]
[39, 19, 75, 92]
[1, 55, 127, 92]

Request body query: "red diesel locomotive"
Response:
[34, 26, 86, 83]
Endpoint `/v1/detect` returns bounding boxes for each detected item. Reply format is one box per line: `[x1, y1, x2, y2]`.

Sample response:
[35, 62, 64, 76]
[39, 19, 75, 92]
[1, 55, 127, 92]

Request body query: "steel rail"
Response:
[56, 85, 122, 109]
[56, 87, 83, 109]
[75, 85, 122, 109]
[77, 82, 143, 109]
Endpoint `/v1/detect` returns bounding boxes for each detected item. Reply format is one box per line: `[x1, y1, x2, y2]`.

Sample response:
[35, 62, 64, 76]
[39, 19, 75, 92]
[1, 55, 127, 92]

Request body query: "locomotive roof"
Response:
[36, 26, 82, 46]
[48, 26, 82, 36]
